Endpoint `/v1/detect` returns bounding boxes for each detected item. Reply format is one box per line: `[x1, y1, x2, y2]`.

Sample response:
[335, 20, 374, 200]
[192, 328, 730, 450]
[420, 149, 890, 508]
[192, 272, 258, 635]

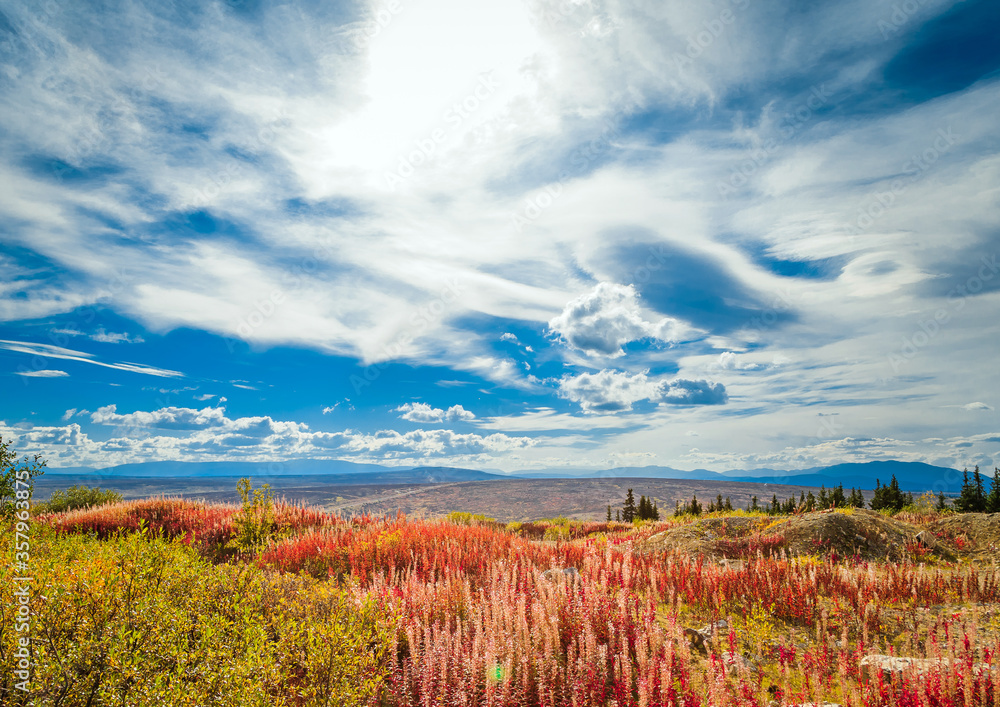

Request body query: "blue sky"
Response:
[0, 0, 998, 472]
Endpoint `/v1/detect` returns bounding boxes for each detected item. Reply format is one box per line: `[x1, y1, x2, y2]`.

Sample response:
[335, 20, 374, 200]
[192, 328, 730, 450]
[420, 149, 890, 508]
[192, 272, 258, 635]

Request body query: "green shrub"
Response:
[0, 524, 391, 706]
[35, 484, 122, 514]
[228, 478, 276, 552]
[0, 435, 45, 523]
[445, 511, 495, 525]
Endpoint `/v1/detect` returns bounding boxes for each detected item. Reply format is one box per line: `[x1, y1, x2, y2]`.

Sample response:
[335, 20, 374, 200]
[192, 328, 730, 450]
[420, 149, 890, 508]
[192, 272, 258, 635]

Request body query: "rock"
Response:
[859, 654, 949, 681]
[717, 650, 752, 675]
[684, 620, 729, 655]
[541, 567, 580, 583]
[914, 530, 937, 550]
[862, 654, 999, 682]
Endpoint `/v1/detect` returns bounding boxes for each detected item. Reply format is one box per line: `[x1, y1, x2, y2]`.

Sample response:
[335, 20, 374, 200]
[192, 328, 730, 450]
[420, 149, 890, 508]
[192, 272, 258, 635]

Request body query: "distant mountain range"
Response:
[44, 459, 971, 493]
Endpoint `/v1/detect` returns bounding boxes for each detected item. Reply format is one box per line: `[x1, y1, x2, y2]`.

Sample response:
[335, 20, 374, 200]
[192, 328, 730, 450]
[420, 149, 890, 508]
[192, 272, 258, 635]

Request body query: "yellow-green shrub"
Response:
[0, 524, 391, 706]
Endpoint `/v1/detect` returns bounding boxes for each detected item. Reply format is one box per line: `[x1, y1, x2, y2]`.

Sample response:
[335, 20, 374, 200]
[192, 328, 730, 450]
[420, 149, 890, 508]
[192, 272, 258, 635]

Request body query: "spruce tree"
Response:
[622, 488, 637, 523]
[652, 501, 660, 521]
[818, 486, 828, 508]
[936, 491, 949, 512]
[973, 466, 987, 512]
[607, 504, 612, 522]
[690, 493, 701, 516]
[988, 468, 1000, 513]
[724, 497, 733, 512]
[805, 491, 816, 512]
[955, 469, 980, 512]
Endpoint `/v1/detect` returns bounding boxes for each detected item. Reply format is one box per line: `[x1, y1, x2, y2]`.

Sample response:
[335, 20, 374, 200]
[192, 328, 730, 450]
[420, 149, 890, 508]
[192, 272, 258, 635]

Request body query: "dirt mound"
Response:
[643, 509, 955, 562]
[926, 513, 1000, 559]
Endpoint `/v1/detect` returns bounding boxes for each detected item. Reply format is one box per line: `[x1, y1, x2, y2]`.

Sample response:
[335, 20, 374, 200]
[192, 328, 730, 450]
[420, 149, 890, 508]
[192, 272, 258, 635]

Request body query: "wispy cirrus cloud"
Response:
[0, 340, 182, 378]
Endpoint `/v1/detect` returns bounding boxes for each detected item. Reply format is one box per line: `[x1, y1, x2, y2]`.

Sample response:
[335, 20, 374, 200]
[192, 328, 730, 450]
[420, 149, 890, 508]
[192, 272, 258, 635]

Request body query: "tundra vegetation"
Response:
[2, 439, 1000, 706]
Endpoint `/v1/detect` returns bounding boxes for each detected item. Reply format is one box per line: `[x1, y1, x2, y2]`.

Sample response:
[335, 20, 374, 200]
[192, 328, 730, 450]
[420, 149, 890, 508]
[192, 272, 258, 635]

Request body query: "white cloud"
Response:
[557, 369, 727, 413]
[1, 404, 531, 468]
[396, 402, 476, 423]
[548, 283, 693, 357]
[717, 351, 767, 371]
[0, 340, 181, 378]
[500, 332, 518, 343]
[14, 369, 69, 378]
[963, 402, 994, 412]
[91, 329, 145, 344]
[90, 404, 230, 430]
[194, 393, 216, 401]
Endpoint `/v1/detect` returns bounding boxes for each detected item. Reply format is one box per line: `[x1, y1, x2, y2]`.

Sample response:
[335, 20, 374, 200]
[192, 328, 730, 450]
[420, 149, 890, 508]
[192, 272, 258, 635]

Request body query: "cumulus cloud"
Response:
[396, 402, 476, 423]
[548, 283, 691, 357]
[1, 404, 531, 468]
[661, 379, 729, 405]
[340, 428, 532, 457]
[500, 332, 518, 343]
[557, 369, 727, 413]
[90, 404, 230, 430]
[717, 351, 767, 371]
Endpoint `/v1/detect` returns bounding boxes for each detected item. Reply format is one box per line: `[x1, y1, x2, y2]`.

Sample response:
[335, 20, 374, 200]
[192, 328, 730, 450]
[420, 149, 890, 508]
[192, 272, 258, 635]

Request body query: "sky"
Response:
[0, 0, 998, 473]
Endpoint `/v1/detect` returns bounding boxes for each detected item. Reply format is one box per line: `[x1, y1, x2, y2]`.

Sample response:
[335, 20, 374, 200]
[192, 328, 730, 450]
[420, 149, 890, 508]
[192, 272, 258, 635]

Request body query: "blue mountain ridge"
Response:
[42, 459, 973, 492]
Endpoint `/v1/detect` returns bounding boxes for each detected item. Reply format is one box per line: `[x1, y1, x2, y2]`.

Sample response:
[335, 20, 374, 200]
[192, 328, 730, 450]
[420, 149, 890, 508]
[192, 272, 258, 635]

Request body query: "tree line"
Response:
[607, 467, 1000, 522]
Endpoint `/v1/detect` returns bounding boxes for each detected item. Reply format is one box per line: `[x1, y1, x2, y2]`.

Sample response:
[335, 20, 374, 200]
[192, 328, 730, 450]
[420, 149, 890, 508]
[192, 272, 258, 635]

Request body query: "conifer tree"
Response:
[724, 496, 733, 512]
[652, 500, 659, 520]
[622, 488, 637, 522]
[936, 491, 949, 512]
[988, 468, 1000, 513]
[973, 466, 987, 511]
[690, 493, 701, 516]
[805, 491, 816, 512]
[607, 504, 612, 522]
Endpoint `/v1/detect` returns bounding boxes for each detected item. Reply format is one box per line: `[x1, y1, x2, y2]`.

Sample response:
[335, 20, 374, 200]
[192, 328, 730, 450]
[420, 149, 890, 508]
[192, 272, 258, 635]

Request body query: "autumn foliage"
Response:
[5, 497, 1000, 706]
